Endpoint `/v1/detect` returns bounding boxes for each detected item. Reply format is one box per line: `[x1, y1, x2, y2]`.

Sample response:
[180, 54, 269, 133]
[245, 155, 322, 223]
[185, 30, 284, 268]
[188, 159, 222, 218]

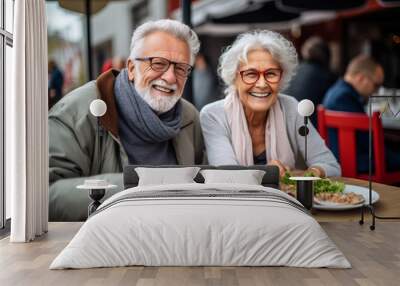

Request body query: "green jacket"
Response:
[49, 70, 205, 221]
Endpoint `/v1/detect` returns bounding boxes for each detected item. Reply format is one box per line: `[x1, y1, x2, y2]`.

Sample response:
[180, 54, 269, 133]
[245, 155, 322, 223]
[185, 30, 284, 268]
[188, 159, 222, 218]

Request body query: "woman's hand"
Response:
[268, 159, 290, 177]
[306, 166, 326, 178]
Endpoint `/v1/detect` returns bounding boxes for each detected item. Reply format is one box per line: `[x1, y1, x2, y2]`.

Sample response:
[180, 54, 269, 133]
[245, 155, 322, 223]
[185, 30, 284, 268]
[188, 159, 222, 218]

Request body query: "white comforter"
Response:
[50, 183, 350, 269]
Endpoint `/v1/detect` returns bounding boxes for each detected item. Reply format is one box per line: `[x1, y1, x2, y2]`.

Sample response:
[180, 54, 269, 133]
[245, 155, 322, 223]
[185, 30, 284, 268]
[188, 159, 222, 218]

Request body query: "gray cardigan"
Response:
[200, 94, 341, 177]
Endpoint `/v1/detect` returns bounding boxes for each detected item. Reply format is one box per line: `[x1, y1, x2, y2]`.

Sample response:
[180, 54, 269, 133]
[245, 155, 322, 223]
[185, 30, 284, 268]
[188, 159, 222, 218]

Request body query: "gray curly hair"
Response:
[129, 19, 200, 65]
[218, 30, 298, 95]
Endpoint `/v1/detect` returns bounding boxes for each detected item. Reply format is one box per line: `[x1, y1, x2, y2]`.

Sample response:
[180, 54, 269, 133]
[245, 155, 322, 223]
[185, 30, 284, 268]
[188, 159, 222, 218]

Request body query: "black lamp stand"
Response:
[359, 95, 400, 230]
[296, 116, 315, 210]
[298, 116, 310, 163]
[296, 180, 313, 210]
[88, 189, 105, 216]
[87, 117, 105, 216]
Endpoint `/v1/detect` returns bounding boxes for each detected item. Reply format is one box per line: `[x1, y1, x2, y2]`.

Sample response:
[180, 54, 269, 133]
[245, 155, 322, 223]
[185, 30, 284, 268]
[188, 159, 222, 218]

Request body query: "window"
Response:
[1, 0, 14, 231]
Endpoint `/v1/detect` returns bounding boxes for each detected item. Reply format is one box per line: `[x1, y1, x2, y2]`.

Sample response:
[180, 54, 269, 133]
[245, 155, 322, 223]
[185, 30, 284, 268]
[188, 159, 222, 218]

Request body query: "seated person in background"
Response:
[48, 59, 64, 110]
[284, 36, 336, 126]
[49, 19, 205, 221]
[200, 30, 340, 178]
[323, 54, 399, 173]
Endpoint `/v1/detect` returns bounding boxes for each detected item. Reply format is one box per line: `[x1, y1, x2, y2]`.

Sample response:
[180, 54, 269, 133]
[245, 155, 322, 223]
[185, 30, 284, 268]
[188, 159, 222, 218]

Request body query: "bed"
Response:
[50, 165, 350, 269]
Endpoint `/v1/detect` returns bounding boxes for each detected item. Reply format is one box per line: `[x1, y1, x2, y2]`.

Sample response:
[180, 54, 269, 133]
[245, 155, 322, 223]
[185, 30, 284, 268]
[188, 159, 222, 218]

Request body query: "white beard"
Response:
[134, 70, 181, 113]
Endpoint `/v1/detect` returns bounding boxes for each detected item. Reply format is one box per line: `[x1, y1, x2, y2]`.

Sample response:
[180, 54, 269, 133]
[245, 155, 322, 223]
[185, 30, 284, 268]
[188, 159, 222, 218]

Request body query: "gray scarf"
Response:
[114, 69, 182, 164]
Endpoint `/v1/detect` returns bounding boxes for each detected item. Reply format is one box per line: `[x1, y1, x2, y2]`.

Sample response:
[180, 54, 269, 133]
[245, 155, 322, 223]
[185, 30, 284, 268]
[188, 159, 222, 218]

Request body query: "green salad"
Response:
[281, 171, 345, 194]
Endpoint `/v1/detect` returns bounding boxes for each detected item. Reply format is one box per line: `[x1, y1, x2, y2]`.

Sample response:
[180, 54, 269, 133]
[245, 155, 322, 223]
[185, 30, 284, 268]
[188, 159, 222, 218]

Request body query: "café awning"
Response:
[276, 0, 368, 13]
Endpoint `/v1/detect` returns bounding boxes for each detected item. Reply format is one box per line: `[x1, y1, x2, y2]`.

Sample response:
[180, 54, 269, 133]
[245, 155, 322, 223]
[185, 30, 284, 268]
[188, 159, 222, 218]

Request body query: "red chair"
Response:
[317, 105, 400, 184]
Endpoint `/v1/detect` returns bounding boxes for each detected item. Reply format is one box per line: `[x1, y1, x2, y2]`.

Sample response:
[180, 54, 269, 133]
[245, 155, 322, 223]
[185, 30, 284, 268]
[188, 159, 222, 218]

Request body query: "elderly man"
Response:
[49, 19, 204, 221]
[323, 54, 399, 174]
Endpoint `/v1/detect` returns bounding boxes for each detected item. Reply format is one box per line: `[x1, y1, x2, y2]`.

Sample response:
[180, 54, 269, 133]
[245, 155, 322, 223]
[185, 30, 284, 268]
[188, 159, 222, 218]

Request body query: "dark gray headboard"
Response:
[123, 165, 280, 190]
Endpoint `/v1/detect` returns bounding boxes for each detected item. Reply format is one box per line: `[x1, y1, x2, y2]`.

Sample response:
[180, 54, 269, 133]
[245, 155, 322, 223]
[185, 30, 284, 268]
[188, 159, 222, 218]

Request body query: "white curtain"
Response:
[7, 0, 48, 242]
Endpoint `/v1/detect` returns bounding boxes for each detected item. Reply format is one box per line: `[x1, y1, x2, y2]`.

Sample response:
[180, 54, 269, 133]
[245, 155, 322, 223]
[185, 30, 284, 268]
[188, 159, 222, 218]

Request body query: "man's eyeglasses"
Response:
[239, 68, 282, 85]
[135, 57, 193, 78]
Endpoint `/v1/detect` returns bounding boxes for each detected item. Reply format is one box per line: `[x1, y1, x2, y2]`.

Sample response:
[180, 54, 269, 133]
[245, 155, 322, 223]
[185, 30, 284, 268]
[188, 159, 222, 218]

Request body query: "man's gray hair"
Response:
[129, 19, 200, 65]
[218, 30, 298, 94]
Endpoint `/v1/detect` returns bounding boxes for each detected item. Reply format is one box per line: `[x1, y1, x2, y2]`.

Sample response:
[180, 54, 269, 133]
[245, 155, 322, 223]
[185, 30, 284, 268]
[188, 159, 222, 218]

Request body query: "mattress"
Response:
[50, 183, 351, 269]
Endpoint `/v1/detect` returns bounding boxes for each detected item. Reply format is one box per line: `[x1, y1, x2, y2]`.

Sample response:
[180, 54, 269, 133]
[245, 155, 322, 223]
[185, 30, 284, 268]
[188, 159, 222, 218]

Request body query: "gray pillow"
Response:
[135, 167, 201, 186]
[200, 169, 266, 185]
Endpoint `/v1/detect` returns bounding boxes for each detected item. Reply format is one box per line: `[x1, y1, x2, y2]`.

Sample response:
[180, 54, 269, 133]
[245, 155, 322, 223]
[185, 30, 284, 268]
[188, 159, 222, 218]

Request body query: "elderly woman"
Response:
[200, 31, 340, 177]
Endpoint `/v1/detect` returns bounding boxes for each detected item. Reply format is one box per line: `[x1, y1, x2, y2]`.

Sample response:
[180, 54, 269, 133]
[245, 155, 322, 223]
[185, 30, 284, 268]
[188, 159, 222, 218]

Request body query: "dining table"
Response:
[312, 177, 400, 222]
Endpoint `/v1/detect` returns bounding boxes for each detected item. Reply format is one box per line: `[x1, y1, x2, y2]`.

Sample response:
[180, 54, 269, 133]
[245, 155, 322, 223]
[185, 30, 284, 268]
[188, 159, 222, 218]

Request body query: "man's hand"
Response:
[268, 159, 290, 177]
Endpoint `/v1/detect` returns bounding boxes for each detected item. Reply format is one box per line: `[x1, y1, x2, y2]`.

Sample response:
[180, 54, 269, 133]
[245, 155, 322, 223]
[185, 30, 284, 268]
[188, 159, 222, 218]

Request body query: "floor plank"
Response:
[1, 222, 400, 286]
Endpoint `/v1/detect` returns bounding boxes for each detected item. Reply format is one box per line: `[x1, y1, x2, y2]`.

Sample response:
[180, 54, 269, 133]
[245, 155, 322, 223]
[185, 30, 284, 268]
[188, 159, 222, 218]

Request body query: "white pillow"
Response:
[200, 169, 266, 185]
[135, 167, 201, 186]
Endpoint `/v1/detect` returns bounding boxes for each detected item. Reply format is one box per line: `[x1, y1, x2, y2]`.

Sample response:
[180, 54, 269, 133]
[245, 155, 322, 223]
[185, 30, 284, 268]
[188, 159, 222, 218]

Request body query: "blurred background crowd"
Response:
[45, 0, 400, 183]
[46, 0, 400, 110]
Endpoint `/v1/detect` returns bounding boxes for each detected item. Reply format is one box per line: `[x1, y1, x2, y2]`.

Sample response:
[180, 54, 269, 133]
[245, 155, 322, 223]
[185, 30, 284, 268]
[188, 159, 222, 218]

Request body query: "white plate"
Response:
[313, 184, 380, 211]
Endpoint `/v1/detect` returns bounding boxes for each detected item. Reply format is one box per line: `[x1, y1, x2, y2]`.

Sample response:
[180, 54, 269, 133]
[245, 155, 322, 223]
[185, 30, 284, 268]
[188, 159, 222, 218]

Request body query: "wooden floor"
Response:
[1, 222, 400, 286]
